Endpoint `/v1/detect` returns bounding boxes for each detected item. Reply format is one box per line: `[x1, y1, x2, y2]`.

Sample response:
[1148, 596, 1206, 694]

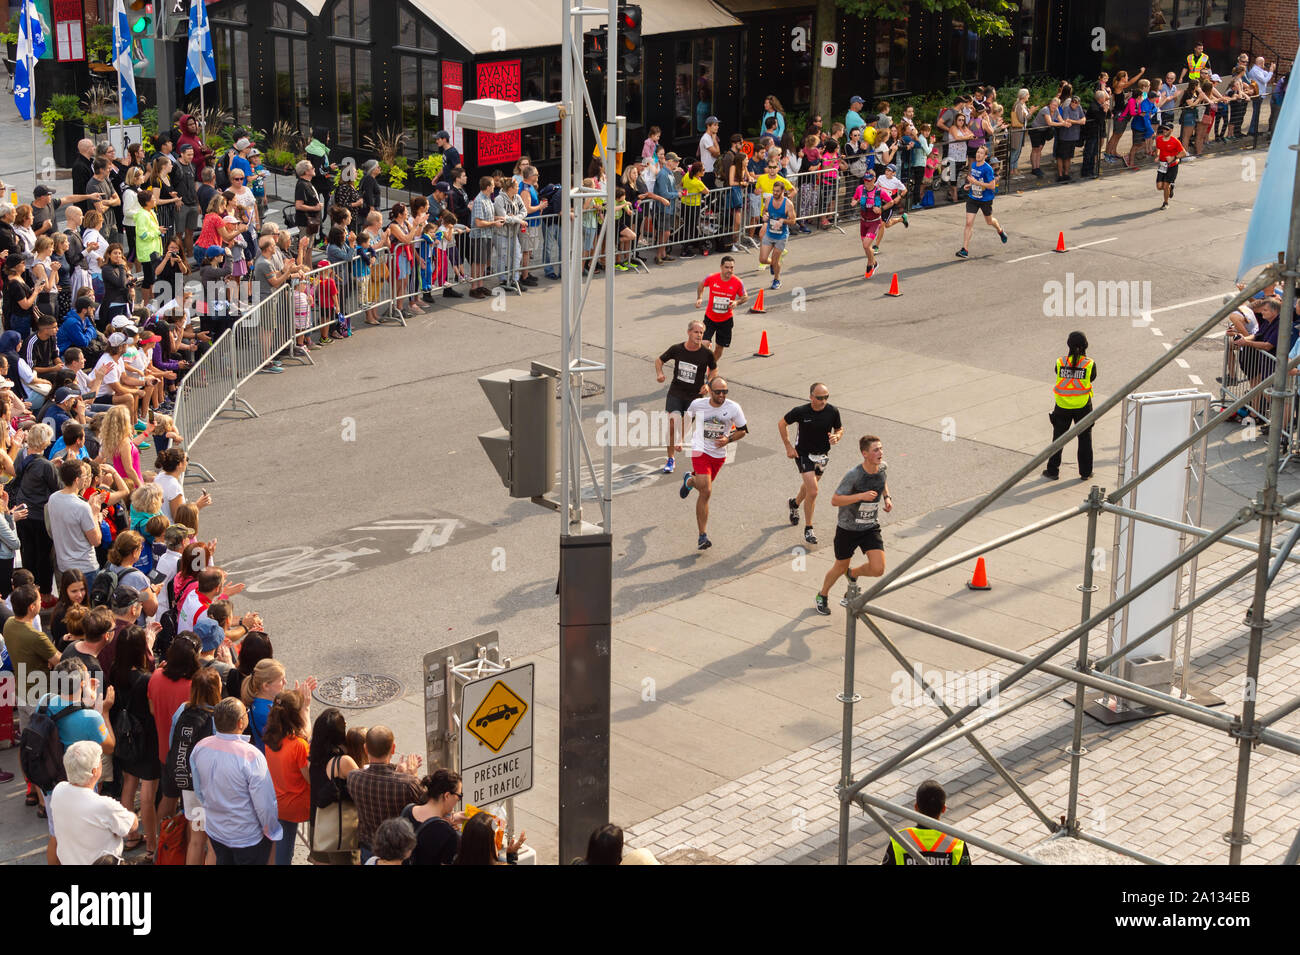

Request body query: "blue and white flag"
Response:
[12, 1, 46, 122]
[185, 0, 216, 94]
[113, 0, 139, 119]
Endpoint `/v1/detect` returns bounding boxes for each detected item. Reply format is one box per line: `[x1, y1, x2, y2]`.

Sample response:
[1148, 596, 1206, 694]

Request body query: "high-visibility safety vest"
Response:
[1187, 53, 1208, 80]
[889, 827, 967, 865]
[1054, 356, 1094, 409]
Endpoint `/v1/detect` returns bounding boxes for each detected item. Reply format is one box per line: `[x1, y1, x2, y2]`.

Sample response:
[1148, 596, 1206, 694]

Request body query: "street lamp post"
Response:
[460, 0, 620, 863]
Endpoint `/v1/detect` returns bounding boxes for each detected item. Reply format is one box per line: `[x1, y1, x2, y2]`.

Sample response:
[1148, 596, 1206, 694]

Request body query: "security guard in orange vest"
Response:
[882, 780, 970, 865]
[1181, 42, 1210, 84]
[1042, 330, 1096, 481]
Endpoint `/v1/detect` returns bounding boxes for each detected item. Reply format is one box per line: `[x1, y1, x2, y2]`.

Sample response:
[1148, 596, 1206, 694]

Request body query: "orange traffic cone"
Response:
[886, 272, 902, 296]
[1054, 231, 1067, 253]
[753, 330, 773, 358]
[967, 557, 992, 591]
[750, 289, 766, 313]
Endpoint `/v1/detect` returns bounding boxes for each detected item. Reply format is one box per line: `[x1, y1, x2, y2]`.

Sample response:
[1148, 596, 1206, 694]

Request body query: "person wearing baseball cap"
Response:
[229, 137, 255, 184]
[32, 183, 100, 239]
[846, 95, 868, 139]
[434, 130, 461, 172]
[1152, 120, 1188, 210]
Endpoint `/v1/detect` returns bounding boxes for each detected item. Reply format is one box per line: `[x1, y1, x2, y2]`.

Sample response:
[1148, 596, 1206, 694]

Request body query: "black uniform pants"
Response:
[1046, 401, 1093, 478]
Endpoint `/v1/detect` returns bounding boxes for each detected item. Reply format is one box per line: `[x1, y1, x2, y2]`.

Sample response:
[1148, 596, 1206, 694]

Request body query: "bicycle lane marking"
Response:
[219, 511, 496, 596]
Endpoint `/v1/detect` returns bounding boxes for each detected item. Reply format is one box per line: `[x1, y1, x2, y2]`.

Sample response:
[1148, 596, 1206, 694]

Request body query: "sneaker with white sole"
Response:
[663, 456, 675, 474]
[815, 594, 831, 615]
[788, 498, 799, 525]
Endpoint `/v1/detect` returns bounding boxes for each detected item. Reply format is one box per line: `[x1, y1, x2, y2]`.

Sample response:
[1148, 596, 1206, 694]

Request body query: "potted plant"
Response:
[87, 24, 113, 64]
[43, 94, 85, 167]
[264, 148, 299, 173]
[3, 12, 19, 64]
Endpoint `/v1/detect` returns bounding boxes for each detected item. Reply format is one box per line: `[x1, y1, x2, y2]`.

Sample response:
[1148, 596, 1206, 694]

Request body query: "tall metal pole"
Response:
[1226, 141, 1300, 865]
[555, 0, 614, 864]
[25, 2, 36, 182]
[1065, 486, 1103, 832]
[835, 579, 860, 865]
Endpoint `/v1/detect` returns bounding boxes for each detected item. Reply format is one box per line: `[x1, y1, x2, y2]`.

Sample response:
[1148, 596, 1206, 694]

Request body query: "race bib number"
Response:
[711, 297, 732, 312]
[1157, 161, 1168, 173]
[676, 364, 698, 384]
[703, 417, 727, 441]
[856, 503, 879, 525]
[807, 453, 829, 466]
[969, 182, 984, 198]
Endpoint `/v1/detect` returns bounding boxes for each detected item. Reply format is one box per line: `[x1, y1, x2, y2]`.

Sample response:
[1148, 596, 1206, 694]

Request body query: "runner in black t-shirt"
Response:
[778, 382, 843, 545]
[655, 320, 717, 473]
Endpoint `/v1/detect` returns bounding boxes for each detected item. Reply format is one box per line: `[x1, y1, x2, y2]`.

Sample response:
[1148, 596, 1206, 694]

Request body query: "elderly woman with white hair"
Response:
[49, 740, 140, 865]
[0, 202, 19, 257]
[293, 159, 324, 243]
[12, 421, 61, 599]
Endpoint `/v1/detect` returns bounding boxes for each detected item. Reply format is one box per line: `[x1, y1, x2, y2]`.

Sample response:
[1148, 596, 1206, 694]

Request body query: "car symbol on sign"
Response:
[476, 704, 519, 728]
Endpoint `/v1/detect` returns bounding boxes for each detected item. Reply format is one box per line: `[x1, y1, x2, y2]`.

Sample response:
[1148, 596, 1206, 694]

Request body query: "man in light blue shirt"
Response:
[1247, 57, 1276, 136]
[846, 95, 867, 138]
[191, 697, 283, 865]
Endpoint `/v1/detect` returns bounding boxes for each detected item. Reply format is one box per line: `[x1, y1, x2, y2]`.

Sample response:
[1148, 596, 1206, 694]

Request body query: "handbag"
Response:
[309, 755, 359, 863]
[156, 810, 189, 866]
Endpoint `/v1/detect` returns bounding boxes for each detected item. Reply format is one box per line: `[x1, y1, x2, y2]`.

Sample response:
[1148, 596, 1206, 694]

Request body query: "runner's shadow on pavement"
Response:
[611, 615, 819, 724]
[1077, 207, 1161, 228]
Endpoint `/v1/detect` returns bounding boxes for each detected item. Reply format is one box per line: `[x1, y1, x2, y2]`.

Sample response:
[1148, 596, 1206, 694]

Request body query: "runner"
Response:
[758, 181, 795, 291]
[955, 145, 1007, 259]
[856, 169, 885, 279]
[779, 382, 844, 545]
[815, 435, 892, 615]
[873, 163, 910, 255]
[655, 319, 717, 474]
[679, 378, 749, 551]
[694, 257, 748, 363]
[1153, 122, 1188, 210]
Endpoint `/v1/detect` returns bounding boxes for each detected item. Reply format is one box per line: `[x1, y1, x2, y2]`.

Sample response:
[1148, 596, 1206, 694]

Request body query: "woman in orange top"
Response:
[264, 688, 312, 866]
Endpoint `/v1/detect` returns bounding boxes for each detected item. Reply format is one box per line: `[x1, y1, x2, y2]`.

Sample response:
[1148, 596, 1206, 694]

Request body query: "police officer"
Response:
[882, 780, 971, 865]
[1042, 331, 1096, 481]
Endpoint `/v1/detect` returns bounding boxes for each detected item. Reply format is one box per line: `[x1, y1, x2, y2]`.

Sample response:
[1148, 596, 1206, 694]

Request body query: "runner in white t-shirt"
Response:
[678, 377, 748, 551]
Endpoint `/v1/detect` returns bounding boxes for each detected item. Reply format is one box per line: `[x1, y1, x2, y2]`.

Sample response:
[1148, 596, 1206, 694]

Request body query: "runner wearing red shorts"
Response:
[857, 170, 885, 279]
[695, 257, 748, 363]
[679, 377, 748, 550]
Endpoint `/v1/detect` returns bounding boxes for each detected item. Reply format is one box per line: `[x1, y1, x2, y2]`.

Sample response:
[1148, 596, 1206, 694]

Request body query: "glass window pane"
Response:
[792, 15, 812, 107]
[674, 40, 692, 139]
[420, 25, 439, 54]
[890, 20, 907, 92]
[213, 28, 229, 113]
[401, 57, 419, 158]
[354, 0, 370, 42]
[522, 56, 543, 101]
[334, 0, 349, 38]
[545, 54, 562, 159]
[874, 21, 890, 92]
[232, 30, 249, 126]
[1175, 0, 1203, 27]
[292, 13, 306, 31]
[294, 40, 309, 138]
[694, 38, 714, 136]
[422, 59, 439, 155]
[336, 48, 353, 146]
[275, 37, 291, 126]
[1149, 0, 1174, 32]
[400, 9, 416, 48]
[272, 4, 287, 29]
[1204, 0, 1227, 25]
[356, 49, 374, 147]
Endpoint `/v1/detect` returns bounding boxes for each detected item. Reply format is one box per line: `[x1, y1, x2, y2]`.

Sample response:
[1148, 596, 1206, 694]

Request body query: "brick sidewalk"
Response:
[625, 549, 1300, 865]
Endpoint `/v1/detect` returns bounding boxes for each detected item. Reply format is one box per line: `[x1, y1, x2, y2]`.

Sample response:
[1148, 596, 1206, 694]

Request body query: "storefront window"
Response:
[1204, 0, 1227, 25]
[694, 38, 715, 136]
[1149, 0, 1174, 33]
[674, 39, 692, 139]
[211, 19, 250, 127]
[792, 15, 812, 107]
[336, 47, 353, 145]
[1175, 0, 1204, 27]
[401, 56, 420, 157]
[399, 9, 417, 49]
[356, 49, 373, 146]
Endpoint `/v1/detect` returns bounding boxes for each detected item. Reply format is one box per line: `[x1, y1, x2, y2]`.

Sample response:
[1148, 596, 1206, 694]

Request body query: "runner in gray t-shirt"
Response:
[815, 435, 892, 615]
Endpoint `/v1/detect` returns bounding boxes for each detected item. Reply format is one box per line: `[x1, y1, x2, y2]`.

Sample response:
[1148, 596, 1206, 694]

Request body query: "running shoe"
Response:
[727, 245, 740, 253]
[663, 456, 675, 474]
[901, 213, 909, 228]
[871, 245, 880, 253]
[814, 594, 831, 616]
[771, 279, 781, 290]
[788, 497, 800, 525]
[956, 248, 969, 258]
[680, 472, 694, 499]
[698, 534, 712, 550]
[864, 265, 876, 279]
[1160, 202, 1169, 210]
[614, 262, 629, 272]
[804, 527, 818, 545]
[999, 231, 1008, 244]
[258, 365, 284, 374]
[798, 225, 812, 234]
[1041, 469, 1059, 480]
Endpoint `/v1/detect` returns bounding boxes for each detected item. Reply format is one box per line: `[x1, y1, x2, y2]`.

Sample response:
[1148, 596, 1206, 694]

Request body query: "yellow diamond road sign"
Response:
[466, 680, 529, 752]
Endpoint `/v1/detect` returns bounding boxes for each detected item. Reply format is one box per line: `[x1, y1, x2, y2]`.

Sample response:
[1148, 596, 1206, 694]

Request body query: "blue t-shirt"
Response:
[1134, 98, 1158, 137]
[968, 161, 996, 200]
[522, 184, 541, 225]
[230, 155, 253, 182]
[35, 694, 108, 789]
[765, 196, 791, 241]
[247, 696, 273, 753]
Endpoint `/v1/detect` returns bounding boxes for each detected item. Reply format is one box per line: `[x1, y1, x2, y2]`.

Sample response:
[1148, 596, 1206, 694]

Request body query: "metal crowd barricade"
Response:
[1212, 334, 1278, 427]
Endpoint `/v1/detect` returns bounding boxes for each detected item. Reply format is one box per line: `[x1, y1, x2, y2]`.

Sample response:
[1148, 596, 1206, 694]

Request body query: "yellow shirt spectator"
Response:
[755, 172, 794, 215]
[681, 173, 708, 207]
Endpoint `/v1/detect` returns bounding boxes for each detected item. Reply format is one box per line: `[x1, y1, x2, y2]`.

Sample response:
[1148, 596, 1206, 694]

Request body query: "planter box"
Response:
[52, 119, 86, 170]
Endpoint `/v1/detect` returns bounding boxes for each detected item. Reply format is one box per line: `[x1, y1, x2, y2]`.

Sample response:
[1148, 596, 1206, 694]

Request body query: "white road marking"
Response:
[1144, 294, 1231, 316]
[1162, 342, 1173, 351]
[1188, 375, 1203, 385]
[1006, 236, 1118, 263]
[1175, 358, 1190, 368]
[1152, 327, 1164, 336]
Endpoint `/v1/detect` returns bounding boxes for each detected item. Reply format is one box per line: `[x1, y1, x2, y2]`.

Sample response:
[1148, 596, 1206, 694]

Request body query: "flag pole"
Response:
[25, 1, 35, 181]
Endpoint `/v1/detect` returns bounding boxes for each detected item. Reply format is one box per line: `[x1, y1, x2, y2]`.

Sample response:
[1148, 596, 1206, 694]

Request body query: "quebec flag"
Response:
[185, 0, 216, 94]
[113, 0, 139, 119]
[12, 1, 46, 122]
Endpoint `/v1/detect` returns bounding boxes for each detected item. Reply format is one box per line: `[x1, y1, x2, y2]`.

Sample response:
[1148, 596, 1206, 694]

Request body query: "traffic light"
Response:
[617, 4, 642, 75]
[583, 28, 607, 82]
[478, 369, 556, 499]
[129, 1, 152, 35]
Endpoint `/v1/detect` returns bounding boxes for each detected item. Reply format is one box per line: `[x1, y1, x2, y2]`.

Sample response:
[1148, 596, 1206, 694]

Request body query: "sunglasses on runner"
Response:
[712, 389, 728, 395]
[812, 394, 829, 400]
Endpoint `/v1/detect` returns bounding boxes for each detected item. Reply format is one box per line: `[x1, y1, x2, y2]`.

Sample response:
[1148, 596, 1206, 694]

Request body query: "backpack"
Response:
[538, 182, 562, 210]
[109, 677, 148, 766]
[214, 150, 232, 190]
[19, 701, 80, 792]
[154, 575, 195, 665]
[88, 565, 123, 608]
[167, 703, 215, 792]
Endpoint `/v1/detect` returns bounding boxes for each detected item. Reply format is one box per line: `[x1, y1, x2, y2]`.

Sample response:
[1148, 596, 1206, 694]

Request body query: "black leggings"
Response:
[16, 517, 55, 594]
[1046, 402, 1094, 478]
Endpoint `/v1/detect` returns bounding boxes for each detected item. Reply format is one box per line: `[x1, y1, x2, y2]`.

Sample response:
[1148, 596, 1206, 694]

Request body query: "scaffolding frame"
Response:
[834, 148, 1300, 862]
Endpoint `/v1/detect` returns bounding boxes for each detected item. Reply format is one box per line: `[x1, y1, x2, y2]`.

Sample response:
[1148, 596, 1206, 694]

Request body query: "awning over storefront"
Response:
[408, 0, 742, 55]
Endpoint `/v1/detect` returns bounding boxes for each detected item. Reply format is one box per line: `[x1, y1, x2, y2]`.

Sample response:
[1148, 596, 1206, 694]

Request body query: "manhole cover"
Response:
[313, 674, 405, 709]
[553, 380, 604, 399]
